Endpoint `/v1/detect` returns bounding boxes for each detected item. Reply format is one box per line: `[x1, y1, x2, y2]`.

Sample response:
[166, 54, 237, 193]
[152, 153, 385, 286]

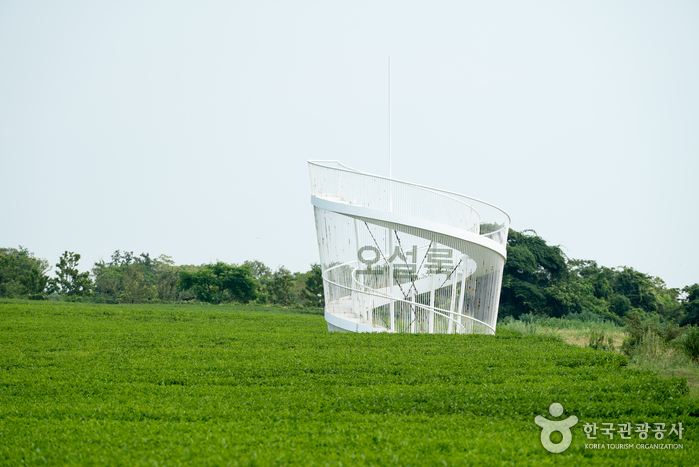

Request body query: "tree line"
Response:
[0, 248, 324, 309]
[500, 229, 699, 327]
[1, 230, 698, 326]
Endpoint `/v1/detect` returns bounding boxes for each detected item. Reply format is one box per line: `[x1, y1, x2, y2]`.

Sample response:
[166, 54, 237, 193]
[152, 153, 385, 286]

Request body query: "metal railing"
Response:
[310, 160, 508, 335]
[309, 160, 510, 245]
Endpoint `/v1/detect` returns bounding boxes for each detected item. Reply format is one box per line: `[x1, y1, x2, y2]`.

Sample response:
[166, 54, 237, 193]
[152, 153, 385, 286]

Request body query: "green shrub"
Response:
[587, 328, 614, 351]
[662, 322, 681, 343]
[680, 325, 699, 362]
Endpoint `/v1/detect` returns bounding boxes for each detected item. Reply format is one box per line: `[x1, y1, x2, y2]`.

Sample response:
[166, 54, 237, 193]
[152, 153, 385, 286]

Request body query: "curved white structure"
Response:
[309, 161, 510, 335]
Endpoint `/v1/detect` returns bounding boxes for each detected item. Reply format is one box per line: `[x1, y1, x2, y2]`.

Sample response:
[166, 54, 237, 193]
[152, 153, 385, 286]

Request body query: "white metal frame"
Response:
[309, 160, 510, 335]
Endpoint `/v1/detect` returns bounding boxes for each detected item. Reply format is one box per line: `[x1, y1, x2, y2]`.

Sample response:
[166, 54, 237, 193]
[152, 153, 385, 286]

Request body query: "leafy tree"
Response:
[650, 277, 682, 322]
[545, 280, 596, 317]
[93, 251, 188, 303]
[609, 294, 632, 317]
[154, 255, 183, 302]
[301, 263, 324, 308]
[268, 266, 294, 305]
[497, 230, 689, 324]
[178, 262, 257, 304]
[680, 325, 699, 362]
[92, 251, 152, 303]
[0, 247, 50, 298]
[120, 261, 156, 303]
[49, 251, 93, 297]
[612, 267, 658, 313]
[569, 260, 614, 300]
[239, 261, 323, 308]
[243, 259, 272, 304]
[499, 229, 568, 318]
[92, 260, 122, 303]
[680, 284, 699, 326]
[243, 260, 272, 282]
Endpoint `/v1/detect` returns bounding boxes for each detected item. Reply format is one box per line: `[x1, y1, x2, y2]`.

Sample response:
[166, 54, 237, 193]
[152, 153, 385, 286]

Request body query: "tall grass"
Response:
[680, 326, 699, 363]
[501, 312, 699, 399]
[500, 311, 623, 335]
[587, 328, 615, 352]
[635, 329, 666, 360]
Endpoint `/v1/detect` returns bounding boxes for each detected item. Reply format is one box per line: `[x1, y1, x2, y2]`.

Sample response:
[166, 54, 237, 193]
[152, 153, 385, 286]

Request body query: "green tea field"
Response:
[0, 300, 697, 466]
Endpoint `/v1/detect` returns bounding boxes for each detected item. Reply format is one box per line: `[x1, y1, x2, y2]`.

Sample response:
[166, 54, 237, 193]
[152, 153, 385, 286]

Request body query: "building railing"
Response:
[309, 160, 510, 245]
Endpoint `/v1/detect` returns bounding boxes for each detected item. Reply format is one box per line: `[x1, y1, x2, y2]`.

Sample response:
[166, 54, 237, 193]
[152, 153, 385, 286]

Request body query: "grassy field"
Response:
[0, 300, 698, 466]
[500, 316, 699, 400]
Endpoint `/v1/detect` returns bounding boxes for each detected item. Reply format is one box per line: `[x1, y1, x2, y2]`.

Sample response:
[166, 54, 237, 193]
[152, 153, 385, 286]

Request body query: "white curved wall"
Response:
[309, 161, 510, 335]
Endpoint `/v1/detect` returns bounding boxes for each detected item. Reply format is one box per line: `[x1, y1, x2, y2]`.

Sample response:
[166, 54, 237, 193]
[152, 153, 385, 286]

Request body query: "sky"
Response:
[1, 1, 697, 289]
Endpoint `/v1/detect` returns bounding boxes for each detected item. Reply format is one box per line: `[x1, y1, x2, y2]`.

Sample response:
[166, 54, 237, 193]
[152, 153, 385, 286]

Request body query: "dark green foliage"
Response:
[242, 259, 272, 281]
[48, 251, 93, 297]
[685, 284, 699, 303]
[506, 229, 567, 285]
[500, 229, 570, 319]
[300, 263, 324, 308]
[178, 262, 257, 304]
[0, 301, 696, 465]
[242, 259, 272, 304]
[621, 312, 646, 355]
[663, 322, 682, 343]
[93, 255, 320, 308]
[0, 247, 50, 299]
[680, 284, 699, 327]
[609, 294, 632, 316]
[657, 289, 683, 322]
[92, 251, 187, 304]
[500, 229, 688, 326]
[245, 261, 324, 308]
[614, 267, 658, 313]
[680, 326, 699, 362]
[267, 266, 293, 305]
[620, 313, 685, 355]
[583, 265, 613, 299]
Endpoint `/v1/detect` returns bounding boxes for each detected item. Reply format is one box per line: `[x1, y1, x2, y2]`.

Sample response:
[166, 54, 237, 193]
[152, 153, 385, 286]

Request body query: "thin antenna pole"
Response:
[388, 57, 395, 332]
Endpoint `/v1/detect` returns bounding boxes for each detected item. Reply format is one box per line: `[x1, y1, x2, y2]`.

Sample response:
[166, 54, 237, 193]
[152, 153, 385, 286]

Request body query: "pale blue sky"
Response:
[1, 1, 697, 289]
